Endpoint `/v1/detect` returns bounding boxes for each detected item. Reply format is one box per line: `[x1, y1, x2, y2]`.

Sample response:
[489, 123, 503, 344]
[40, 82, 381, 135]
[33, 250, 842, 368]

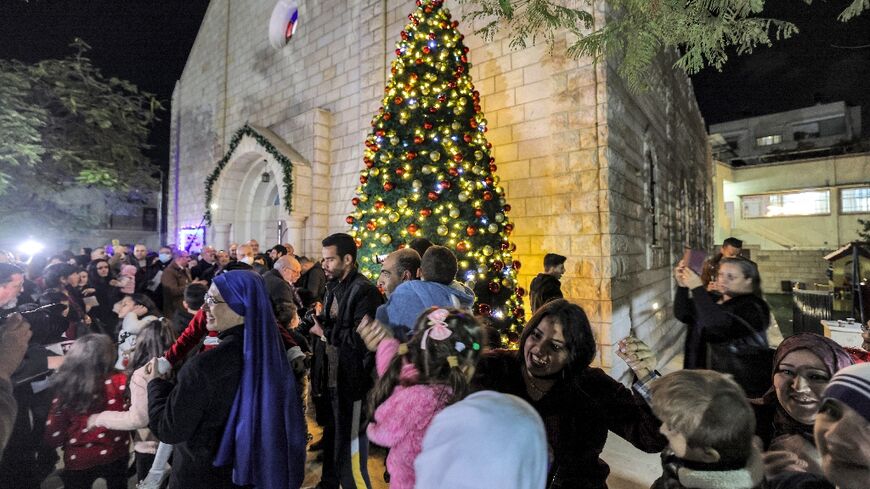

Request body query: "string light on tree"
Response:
[348, 0, 525, 342]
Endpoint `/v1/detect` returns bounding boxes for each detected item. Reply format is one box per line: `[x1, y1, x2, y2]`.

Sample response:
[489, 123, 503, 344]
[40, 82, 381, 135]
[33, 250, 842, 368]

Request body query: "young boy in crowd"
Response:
[374, 245, 474, 340]
[172, 283, 207, 336]
[649, 370, 764, 489]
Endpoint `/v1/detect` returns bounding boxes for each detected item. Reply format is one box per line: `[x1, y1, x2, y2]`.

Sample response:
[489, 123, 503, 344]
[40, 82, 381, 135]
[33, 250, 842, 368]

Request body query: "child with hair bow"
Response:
[359, 307, 485, 489]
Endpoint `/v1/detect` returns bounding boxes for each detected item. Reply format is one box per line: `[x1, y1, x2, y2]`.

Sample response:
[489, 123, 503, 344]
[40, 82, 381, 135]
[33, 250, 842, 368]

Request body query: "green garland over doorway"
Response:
[203, 124, 294, 225]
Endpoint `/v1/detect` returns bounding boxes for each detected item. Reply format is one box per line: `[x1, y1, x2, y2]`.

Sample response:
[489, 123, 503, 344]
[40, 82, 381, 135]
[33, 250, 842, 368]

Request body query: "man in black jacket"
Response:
[263, 255, 304, 311]
[310, 233, 382, 489]
[529, 253, 566, 313]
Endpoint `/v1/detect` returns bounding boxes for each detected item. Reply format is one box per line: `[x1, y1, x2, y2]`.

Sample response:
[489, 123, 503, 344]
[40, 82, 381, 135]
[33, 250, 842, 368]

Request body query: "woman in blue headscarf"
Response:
[146, 270, 306, 489]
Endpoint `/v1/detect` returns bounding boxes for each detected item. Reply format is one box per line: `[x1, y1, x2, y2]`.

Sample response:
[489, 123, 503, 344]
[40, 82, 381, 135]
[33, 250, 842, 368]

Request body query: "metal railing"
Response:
[792, 289, 834, 335]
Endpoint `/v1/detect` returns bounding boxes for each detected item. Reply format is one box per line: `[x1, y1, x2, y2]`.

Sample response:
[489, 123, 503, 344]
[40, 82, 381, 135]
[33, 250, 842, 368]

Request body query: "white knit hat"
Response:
[414, 391, 547, 489]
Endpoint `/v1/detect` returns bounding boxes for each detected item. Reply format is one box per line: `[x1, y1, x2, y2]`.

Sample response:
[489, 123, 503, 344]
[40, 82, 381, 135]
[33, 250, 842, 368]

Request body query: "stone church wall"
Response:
[170, 0, 711, 375]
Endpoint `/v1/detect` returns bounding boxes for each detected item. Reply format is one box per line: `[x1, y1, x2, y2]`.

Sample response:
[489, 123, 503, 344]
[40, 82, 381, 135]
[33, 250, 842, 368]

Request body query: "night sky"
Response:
[1, 0, 867, 172]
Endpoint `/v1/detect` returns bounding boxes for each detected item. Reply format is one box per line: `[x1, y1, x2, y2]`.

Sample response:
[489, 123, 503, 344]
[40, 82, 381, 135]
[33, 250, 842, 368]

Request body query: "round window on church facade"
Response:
[268, 0, 299, 49]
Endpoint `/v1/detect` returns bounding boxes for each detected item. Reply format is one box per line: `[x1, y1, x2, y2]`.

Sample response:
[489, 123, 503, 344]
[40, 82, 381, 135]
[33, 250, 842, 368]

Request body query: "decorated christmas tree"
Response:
[348, 0, 526, 341]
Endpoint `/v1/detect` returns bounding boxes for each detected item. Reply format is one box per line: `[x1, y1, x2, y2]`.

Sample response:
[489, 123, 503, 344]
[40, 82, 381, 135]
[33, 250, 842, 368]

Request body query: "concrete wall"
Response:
[714, 153, 870, 250]
[752, 248, 830, 295]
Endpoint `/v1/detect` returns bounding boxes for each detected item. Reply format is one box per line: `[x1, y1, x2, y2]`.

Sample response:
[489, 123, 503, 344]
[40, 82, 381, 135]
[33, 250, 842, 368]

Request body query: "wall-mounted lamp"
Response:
[261, 172, 271, 183]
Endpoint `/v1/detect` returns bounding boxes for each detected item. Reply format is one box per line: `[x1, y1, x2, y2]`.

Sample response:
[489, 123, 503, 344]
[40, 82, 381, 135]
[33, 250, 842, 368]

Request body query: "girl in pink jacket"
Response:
[366, 307, 485, 489]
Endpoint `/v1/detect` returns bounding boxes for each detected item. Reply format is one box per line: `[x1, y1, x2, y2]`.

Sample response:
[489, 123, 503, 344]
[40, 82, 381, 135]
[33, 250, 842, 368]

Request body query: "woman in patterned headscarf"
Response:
[752, 332, 853, 478]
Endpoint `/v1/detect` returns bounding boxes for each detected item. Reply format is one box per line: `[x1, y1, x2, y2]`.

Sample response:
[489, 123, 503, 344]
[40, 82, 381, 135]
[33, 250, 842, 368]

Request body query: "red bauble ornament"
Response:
[483, 191, 493, 201]
[513, 306, 525, 318]
[512, 260, 522, 270]
[406, 152, 417, 160]
[374, 200, 385, 210]
[492, 260, 504, 272]
[395, 49, 402, 56]
[488, 281, 501, 294]
[384, 112, 392, 121]
[355, 238, 362, 248]
[429, 107, 437, 113]
[463, 47, 470, 54]
[407, 223, 419, 234]
[448, 167, 459, 177]
[463, 134, 472, 143]
[415, 58, 424, 65]
[423, 122, 433, 130]
[516, 287, 526, 298]
[422, 46, 430, 54]
[452, 20, 459, 28]
[478, 303, 492, 316]
[466, 226, 476, 236]
[396, 168, 406, 177]
[427, 191, 439, 201]
[439, 180, 451, 190]
[474, 208, 484, 218]
[500, 242, 510, 250]
[366, 220, 377, 231]
[509, 242, 517, 252]
[414, 135, 424, 144]
[421, 207, 432, 217]
[469, 119, 478, 129]
[428, 32, 436, 40]
[360, 175, 368, 184]
[503, 204, 512, 212]
[375, 130, 385, 137]
[384, 181, 395, 191]
[456, 241, 468, 253]
[489, 163, 497, 172]
[394, 96, 403, 105]
[505, 223, 514, 234]
[455, 65, 464, 74]
[346, 216, 355, 224]
[401, 30, 408, 40]
[364, 158, 374, 169]
[453, 153, 463, 162]
[351, 197, 360, 206]
[484, 176, 494, 186]
[461, 55, 468, 63]
[410, 73, 418, 81]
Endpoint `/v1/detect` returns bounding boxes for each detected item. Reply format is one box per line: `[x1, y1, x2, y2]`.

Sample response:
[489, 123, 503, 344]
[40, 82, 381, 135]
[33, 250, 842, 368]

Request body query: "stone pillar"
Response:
[213, 222, 232, 250]
[285, 216, 306, 251]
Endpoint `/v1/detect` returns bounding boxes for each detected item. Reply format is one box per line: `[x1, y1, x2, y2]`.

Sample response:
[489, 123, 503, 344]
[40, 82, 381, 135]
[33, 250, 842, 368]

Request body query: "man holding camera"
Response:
[309, 233, 382, 489]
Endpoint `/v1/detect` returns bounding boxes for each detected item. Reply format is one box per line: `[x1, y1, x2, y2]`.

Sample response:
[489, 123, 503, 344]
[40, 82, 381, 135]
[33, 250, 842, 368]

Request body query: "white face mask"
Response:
[240, 256, 254, 265]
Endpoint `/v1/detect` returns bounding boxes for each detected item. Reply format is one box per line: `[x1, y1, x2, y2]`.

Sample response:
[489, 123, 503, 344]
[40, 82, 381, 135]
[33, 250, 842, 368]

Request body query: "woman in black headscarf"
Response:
[86, 259, 123, 336]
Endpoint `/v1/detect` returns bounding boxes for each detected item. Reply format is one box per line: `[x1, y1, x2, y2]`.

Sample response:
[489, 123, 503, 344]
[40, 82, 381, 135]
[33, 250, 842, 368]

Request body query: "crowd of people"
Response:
[0, 234, 868, 489]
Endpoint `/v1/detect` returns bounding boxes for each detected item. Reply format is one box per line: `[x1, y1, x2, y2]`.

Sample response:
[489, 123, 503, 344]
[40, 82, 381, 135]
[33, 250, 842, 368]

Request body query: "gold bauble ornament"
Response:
[495, 213, 505, 223]
[430, 151, 441, 162]
[487, 223, 498, 234]
[458, 191, 470, 202]
[422, 165, 433, 175]
[482, 245, 494, 256]
[388, 212, 400, 222]
[449, 208, 460, 219]
[397, 198, 408, 208]
[412, 179, 423, 190]
[437, 225, 448, 236]
[380, 234, 392, 245]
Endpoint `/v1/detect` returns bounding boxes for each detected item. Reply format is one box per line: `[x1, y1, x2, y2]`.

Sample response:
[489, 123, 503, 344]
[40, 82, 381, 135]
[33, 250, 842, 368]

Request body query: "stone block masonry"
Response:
[170, 0, 711, 377]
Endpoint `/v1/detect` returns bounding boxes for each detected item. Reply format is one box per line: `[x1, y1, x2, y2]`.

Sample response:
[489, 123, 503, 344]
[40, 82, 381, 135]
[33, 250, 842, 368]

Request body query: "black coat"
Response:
[148, 325, 249, 489]
[263, 269, 303, 310]
[529, 273, 563, 312]
[473, 350, 667, 489]
[313, 269, 382, 403]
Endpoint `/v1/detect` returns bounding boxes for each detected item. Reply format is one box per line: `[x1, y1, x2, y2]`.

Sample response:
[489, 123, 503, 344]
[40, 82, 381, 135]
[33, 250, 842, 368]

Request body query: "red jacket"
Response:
[44, 372, 130, 470]
[165, 308, 297, 365]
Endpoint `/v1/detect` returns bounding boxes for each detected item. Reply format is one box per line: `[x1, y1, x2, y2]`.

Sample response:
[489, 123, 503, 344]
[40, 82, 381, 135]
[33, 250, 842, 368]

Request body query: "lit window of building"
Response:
[755, 134, 782, 146]
[841, 187, 870, 214]
[742, 190, 830, 218]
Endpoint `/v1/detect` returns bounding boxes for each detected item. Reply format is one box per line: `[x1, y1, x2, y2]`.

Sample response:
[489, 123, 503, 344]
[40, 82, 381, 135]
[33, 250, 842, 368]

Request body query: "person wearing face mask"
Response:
[471, 299, 667, 489]
[674, 257, 772, 397]
[235, 243, 255, 266]
[750, 333, 853, 479]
